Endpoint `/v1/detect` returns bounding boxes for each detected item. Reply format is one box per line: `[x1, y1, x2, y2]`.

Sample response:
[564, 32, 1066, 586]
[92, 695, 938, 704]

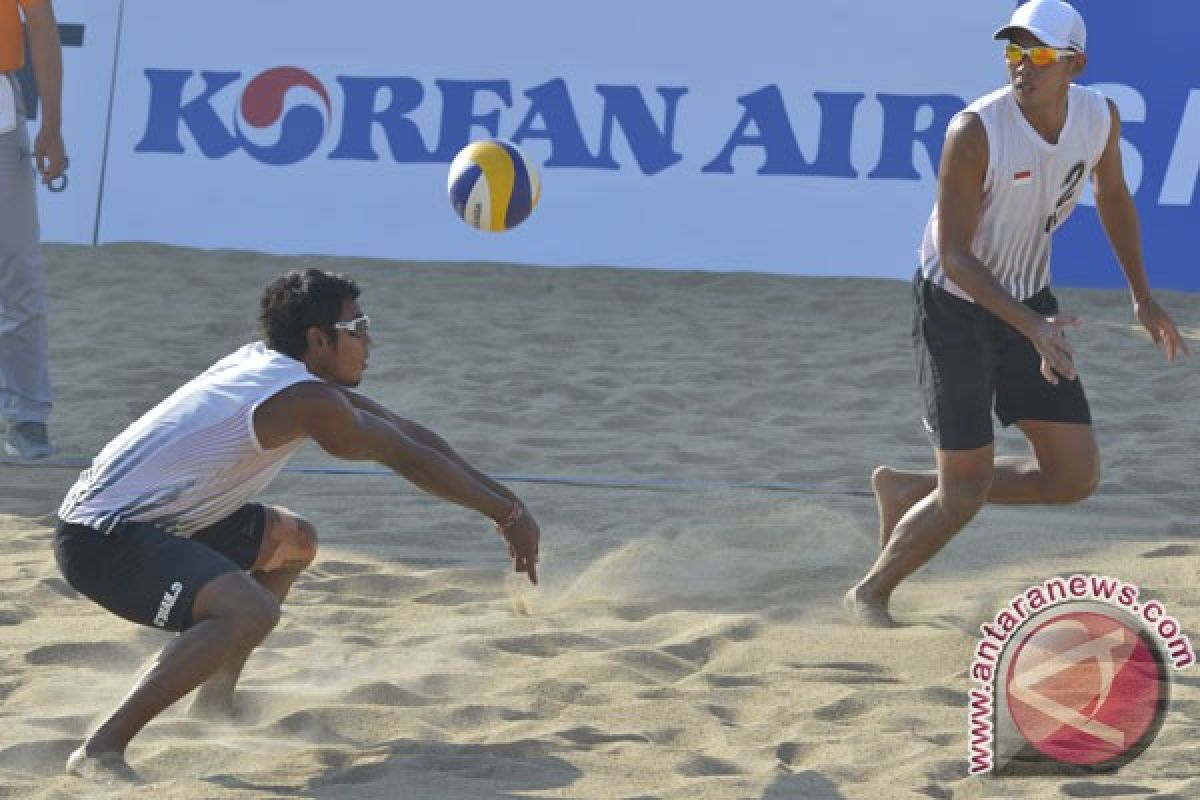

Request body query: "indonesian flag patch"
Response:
[1013, 169, 1033, 185]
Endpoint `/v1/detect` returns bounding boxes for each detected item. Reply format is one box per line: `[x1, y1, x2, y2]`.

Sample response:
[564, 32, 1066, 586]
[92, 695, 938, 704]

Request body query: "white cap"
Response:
[994, 0, 1086, 52]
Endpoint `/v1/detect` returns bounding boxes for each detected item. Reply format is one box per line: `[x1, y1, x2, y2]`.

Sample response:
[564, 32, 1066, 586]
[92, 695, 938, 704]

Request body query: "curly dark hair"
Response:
[259, 269, 360, 359]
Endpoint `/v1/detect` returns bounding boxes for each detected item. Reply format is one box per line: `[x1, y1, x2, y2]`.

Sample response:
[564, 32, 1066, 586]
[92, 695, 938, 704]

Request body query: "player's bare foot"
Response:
[66, 745, 143, 785]
[872, 466, 934, 548]
[843, 586, 898, 628]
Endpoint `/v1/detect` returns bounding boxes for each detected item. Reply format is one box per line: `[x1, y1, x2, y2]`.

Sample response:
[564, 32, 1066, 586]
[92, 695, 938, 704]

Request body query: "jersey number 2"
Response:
[1044, 161, 1087, 233]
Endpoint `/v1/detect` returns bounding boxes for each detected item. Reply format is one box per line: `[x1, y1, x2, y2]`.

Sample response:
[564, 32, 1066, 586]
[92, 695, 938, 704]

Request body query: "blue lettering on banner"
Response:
[593, 85, 686, 174]
[868, 94, 962, 180]
[329, 76, 434, 162]
[139, 70, 696, 174]
[703, 88, 863, 177]
[137, 68, 331, 165]
[135, 68, 953, 183]
[432, 79, 513, 161]
[136, 70, 243, 158]
[510, 78, 607, 168]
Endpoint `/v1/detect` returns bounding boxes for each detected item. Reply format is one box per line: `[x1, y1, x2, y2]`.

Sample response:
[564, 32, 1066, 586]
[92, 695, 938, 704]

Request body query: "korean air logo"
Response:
[236, 67, 332, 165]
[134, 67, 967, 178]
[136, 66, 333, 166]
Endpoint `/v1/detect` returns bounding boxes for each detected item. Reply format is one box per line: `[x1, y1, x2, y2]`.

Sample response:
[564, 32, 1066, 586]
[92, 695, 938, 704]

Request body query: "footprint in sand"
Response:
[24, 641, 141, 671]
[913, 782, 953, 799]
[0, 605, 33, 626]
[434, 703, 540, 731]
[702, 673, 764, 689]
[341, 634, 376, 647]
[1141, 544, 1196, 558]
[793, 661, 899, 686]
[702, 703, 738, 725]
[317, 761, 391, 788]
[1060, 781, 1160, 797]
[556, 726, 650, 746]
[915, 686, 967, 707]
[676, 754, 744, 777]
[922, 758, 965, 783]
[659, 621, 760, 668]
[488, 632, 612, 658]
[259, 709, 358, 746]
[920, 732, 957, 747]
[811, 693, 872, 721]
[605, 648, 697, 683]
[775, 741, 811, 767]
[340, 681, 437, 707]
[0, 677, 23, 705]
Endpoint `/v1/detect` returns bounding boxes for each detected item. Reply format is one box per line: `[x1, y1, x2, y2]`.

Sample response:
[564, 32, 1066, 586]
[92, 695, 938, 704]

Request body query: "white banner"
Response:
[97, 0, 1013, 277]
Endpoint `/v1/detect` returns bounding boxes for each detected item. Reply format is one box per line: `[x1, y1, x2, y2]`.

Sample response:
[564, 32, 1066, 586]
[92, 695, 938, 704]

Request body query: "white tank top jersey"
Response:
[59, 342, 318, 536]
[919, 83, 1111, 302]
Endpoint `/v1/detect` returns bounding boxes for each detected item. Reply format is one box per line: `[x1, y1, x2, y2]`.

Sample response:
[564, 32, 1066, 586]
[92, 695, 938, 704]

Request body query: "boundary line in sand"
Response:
[0, 457, 872, 497]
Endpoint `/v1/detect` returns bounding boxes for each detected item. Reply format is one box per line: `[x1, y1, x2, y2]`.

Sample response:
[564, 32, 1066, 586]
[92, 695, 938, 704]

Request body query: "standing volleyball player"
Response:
[55, 269, 540, 781]
[845, 0, 1188, 626]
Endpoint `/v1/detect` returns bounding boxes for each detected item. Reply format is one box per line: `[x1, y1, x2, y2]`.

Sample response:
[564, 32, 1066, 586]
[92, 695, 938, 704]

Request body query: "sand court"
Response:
[0, 243, 1197, 797]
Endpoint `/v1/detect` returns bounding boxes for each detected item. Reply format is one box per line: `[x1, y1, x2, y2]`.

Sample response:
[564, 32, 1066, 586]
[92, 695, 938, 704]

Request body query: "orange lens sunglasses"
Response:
[1005, 43, 1074, 67]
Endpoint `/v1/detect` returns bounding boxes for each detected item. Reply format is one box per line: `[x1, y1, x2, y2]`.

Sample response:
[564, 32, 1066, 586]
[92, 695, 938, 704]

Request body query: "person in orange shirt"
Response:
[1, 0, 67, 459]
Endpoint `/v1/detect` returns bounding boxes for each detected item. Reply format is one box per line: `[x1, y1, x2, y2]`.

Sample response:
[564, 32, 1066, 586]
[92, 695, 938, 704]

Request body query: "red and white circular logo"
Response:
[1005, 610, 1168, 767]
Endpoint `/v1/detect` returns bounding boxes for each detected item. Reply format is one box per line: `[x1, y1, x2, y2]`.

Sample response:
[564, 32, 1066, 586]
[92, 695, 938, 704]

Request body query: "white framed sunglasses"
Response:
[333, 315, 370, 338]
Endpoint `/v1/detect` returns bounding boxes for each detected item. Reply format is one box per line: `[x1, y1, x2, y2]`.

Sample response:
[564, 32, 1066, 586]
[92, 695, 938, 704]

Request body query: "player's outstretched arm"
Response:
[1092, 99, 1190, 362]
[336, 387, 521, 504]
[256, 382, 540, 582]
[336, 387, 540, 583]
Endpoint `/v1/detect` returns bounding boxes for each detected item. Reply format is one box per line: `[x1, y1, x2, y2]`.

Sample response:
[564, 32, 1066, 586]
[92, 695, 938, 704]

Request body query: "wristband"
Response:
[496, 501, 523, 530]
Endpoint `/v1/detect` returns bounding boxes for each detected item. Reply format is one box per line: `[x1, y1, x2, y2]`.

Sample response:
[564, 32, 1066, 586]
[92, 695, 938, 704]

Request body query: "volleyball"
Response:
[447, 139, 541, 232]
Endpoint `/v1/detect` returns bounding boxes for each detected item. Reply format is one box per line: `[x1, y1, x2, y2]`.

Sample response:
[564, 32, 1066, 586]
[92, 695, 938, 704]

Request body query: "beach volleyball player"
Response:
[845, 1, 1188, 626]
[54, 269, 540, 781]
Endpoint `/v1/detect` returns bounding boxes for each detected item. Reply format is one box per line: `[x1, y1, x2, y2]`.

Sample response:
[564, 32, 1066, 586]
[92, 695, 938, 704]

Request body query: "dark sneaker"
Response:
[4, 421, 54, 460]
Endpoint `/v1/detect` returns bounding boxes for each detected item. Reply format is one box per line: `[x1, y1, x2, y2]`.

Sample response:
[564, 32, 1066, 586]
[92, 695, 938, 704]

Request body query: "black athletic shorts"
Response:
[54, 504, 266, 632]
[913, 273, 1091, 451]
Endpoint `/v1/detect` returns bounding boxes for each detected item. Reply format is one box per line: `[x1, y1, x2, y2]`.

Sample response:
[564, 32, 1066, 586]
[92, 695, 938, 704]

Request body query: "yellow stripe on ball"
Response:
[463, 141, 515, 232]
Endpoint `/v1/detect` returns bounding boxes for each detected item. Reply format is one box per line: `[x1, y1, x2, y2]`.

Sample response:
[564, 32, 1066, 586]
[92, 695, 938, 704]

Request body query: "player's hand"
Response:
[1134, 295, 1190, 362]
[497, 505, 539, 585]
[34, 126, 67, 185]
[1028, 314, 1081, 385]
